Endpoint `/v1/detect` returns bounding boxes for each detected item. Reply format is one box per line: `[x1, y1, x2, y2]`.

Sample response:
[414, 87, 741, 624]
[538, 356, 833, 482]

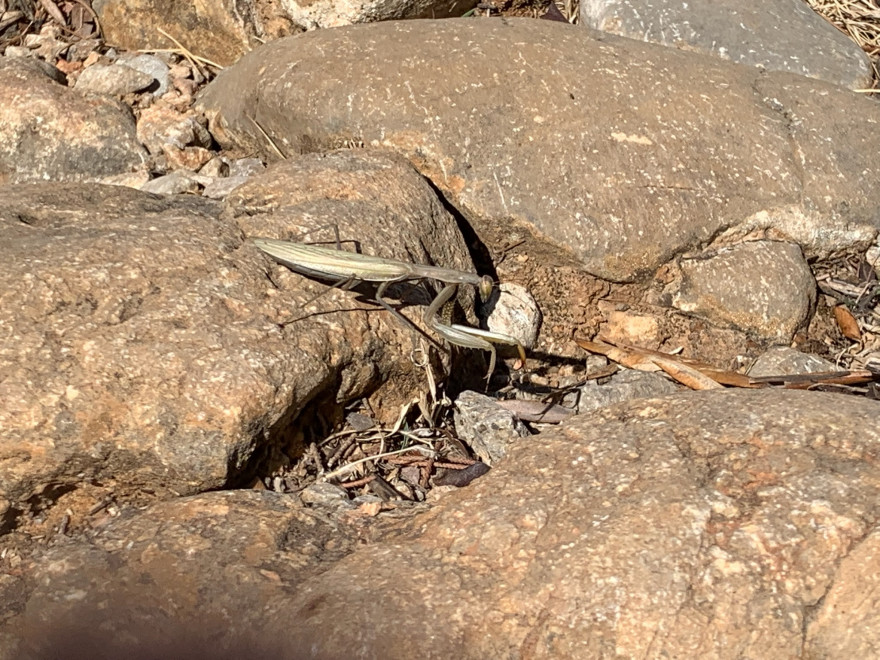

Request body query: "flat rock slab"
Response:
[581, 0, 872, 89]
[198, 18, 880, 282]
[0, 164, 471, 523]
[3, 389, 879, 658]
[0, 57, 147, 184]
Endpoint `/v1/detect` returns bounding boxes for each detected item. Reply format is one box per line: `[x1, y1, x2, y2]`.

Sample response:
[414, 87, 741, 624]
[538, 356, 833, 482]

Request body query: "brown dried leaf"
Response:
[834, 305, 862, 341]
[649, 355, 724, 390]
[574, 338, 659, 371]
[578, 337, 757, 388]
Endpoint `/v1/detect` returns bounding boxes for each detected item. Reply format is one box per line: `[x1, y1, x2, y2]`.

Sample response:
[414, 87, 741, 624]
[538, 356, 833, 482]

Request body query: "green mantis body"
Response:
[253, 237, 525, 380]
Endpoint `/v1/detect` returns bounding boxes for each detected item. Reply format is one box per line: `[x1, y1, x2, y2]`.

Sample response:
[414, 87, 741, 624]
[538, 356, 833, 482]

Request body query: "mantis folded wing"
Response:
[252, 238, 494, 302]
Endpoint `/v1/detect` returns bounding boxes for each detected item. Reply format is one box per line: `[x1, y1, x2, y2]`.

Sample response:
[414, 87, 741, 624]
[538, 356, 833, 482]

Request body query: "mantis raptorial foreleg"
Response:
[424, 284, 527, 382]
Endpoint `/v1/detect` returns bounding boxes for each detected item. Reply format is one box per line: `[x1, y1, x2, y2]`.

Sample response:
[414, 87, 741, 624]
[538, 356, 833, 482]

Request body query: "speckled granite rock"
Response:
[4, 389, 879, 659]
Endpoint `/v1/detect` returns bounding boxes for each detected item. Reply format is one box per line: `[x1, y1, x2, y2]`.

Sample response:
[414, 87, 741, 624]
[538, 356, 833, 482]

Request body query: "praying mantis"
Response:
[252, 237, 525, 380]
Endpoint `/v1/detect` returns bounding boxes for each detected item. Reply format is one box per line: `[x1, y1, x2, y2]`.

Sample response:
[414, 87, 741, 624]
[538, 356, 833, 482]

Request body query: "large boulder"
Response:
[0, 154, 475, 525]
[0, 57, 147, 184]
[3, 389, 879, 658]
[198, 19, 880, 283]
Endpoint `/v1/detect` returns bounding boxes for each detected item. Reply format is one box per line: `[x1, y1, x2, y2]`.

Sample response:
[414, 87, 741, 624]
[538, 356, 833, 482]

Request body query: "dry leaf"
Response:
[577, 336, 759, 388]
[574, 338, 660, 371]
[649, 355, 724, 390]
[834, 305, 861, 341]
[38, 0, 66, 26]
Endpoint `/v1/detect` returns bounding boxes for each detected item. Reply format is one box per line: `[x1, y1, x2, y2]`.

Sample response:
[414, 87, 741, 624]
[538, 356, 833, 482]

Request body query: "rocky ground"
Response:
[2, 0, 880, 658]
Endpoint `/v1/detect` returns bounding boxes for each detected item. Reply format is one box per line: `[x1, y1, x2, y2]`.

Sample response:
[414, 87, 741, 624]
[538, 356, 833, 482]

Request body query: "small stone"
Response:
[748, 346, 837, 378]
[172, 76, 200, 97]
[67, 38, 102, 62]
[453, 390, 530, 466]
[97, 170, 152, 189]
[199, 156, 230, 178]
[168, 63, 192, 79]
[137, 101, 213, 154]
[202, 175, 250, 199]
[161, 145, 214, 172]
[600, 308, 663, 347]
[345, 412, 374, 432]
[228, 157, 266, 177]
[75, 63, 157, 96]
[159, 88, 196, 111]
[139, 171, 202, 195]
[300, 483, 351, 507]
[572, 368, 680, 414]
[82, 51, 102, 68]
[866, 244, 880, 278]
[3, 46, 30, 58]
[23, 28, 66, 61]
[117, 53, 171, 95]
[481, 282, 541, 349]
[53, 59, 83, 76]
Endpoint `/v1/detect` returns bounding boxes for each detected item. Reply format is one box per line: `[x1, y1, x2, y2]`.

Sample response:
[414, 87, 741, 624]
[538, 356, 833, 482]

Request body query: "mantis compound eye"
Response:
[478, 276, 494, 303]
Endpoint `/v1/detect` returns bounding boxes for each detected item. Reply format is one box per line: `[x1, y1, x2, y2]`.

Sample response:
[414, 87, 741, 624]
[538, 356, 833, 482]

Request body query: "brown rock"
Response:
[0, 490, 400, 659]
[136, 101, 212, 154]
[0, 152, 480, 522]
[669, 240, 817, 341]
[3, 389, 879, 658]
[805, 527, 880, 656]
[161, 144, 214, 171]
[261, 389, 880, 658]
[92, 0, 294, 68]
[0, 184, 303, 512]
[199, 19, 880, 282]
[0, 57, 147, 184]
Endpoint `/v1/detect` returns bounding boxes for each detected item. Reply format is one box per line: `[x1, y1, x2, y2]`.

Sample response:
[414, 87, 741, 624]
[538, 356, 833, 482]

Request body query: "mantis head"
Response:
[478, 275, 495, 303]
